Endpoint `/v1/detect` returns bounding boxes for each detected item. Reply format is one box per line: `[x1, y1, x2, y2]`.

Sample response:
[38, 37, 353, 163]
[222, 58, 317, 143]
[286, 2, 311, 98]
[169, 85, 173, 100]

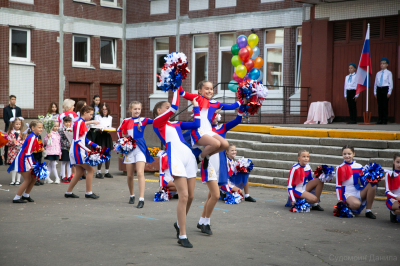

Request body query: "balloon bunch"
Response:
[314, 165, 335, 183]
[333, 201, 355, 218]
[236, 80, 268, 116]
[85, 147, 111, 167]
[31, 161, 49, 180]
[361, 162, 385, 187]
[290, 199, 310, 213]
[113, 136, 137, 155]
[156, 52, 190, 92]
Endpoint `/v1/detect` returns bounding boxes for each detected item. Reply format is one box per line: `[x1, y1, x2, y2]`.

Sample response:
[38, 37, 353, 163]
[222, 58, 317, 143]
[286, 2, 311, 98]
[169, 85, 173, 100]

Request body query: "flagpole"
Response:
[366, 23, 370, 113]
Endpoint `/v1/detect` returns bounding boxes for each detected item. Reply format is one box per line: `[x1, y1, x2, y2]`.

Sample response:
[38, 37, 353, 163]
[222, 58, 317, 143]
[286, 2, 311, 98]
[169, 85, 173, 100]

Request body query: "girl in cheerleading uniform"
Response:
[336, 145, 377, 219]
[8, 120, 43, 203]
[385, 153, 400, 223]
[117, 101, 154, 208]
[65, 106, 101, 199]
[158, 151, 177, 195]
[179, 81, 242, 169]
[152, 90, 200, 248]
[287, 150, 325, 211]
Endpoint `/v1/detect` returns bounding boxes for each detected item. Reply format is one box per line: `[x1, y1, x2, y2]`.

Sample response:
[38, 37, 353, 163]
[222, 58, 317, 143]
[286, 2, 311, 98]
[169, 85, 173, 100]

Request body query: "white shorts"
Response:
[344, 186, 362, 201]
[168, 142, 198, 179]
[123, 148, 146, 164]
[202, 153, 219, 183]
[191, 129, 217, 148]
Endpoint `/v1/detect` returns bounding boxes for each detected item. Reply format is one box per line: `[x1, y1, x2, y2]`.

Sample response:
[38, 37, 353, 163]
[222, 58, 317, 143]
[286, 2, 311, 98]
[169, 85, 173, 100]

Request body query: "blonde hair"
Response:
[7, 117, 25, 135]
[129, 101, 143, 131]
[27, 120, 43, 134]
[226, 143, 236, 152]
[62, 99, 75, 112]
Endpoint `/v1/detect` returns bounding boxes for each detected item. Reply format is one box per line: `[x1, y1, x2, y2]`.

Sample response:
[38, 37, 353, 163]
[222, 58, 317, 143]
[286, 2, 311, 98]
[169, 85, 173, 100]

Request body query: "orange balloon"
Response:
[246, 46, 253, 58]
[254, 57, 263, 69]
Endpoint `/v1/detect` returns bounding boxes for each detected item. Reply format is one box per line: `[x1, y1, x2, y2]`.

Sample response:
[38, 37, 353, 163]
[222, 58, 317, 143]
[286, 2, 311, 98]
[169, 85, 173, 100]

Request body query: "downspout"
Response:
[121, 0, 126, 120]
[59, 0, 64, 110]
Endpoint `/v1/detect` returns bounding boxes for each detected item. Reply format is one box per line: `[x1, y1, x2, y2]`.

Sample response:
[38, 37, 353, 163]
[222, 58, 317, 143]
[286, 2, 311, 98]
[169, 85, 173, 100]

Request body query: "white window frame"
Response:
[9, 27, 31, 63]
[191, 34, 209, 93]
[295, 27, 302, 89]
[217, 32, 236, 97]
[72, 35, 91, 68]
[101, 0, 118, 7]
[263, 29, 284, 97]
[100, 38, 116, 69]
[153, 37, 169, 95]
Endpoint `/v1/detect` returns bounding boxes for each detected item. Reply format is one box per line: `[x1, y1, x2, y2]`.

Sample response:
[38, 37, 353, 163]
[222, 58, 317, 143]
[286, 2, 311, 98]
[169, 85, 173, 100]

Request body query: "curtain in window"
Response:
[74, 37, 88, 62]
[101, 40, 113, 64]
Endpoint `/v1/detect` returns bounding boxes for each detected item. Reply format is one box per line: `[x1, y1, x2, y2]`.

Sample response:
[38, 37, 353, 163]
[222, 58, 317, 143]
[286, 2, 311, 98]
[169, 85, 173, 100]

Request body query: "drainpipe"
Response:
[59, 0, 64, 110]
[121, 0, 126, 120]
[176, 0, 180, 51]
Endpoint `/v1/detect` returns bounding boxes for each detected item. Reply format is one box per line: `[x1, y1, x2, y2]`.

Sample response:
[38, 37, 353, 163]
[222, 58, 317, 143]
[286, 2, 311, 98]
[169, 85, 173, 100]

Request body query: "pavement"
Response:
[0, 156, 399, 266]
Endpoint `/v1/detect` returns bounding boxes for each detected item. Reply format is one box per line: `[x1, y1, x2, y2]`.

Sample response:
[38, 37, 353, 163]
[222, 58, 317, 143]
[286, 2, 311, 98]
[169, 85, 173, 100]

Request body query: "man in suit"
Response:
[3, 95, 22, 164]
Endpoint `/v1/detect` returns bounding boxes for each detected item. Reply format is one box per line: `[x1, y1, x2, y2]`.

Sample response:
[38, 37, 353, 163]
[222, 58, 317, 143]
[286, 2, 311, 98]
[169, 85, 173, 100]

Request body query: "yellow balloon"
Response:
[235, 65, 247, 78]
[248, 34, 259, 48]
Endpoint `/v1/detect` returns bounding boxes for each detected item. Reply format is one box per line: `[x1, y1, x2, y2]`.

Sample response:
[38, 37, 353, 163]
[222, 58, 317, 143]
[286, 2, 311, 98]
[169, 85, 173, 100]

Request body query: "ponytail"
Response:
[28, 120, 43, 134]
[152, 101, 168, 119]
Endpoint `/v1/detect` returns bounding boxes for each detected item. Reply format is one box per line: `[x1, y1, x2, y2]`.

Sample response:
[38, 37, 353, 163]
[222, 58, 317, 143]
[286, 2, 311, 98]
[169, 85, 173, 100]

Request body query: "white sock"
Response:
[198, 154, 203, 161]
[105, 169, 109, 174]
[13, 195, 21, 200]
[97, 170, 101, 174]
[11, 171, 16, 183]
[179, 235, 187, 239]
[65, 192, 72, 195]
[60, 161, 66, 178]
[312, 203, 318, 207]
[204, 217, 211, 225]
[139, 197, 144, 201]
[245, 194, 250, 198]
[366, 209, 371, 213]
[66, 164, 71, 177]
[131, 195, 135, 198]
[391, 211, 395, 215]
[85, 191, 93, 195]
[16, 173, 21, 182]
[23, 193, 29, 198]
[199, 217, 205, 225]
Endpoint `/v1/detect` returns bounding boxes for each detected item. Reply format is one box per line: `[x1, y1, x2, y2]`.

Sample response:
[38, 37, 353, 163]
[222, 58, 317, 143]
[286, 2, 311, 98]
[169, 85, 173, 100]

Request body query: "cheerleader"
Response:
[65, 105, 101, 199]
[179, 81, 242, 169]
[385, 153, 400, 223]
[152, 90, 200, 248]
[94, 102, 113, 179]
[8, 120, 43, 203]
[336, 145, 376, 218]
[287, 150, 324, 211]
[158, 151, 177, 194]
[117, 101, 155, 208]
[6, 117, 26, 186]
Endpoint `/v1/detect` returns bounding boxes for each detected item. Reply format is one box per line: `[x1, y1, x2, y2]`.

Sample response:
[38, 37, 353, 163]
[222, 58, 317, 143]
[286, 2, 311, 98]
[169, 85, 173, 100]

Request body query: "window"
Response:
[100, 38, 116, 68]
[189, 0, 208, 11]
[192, 35, 208, 92]
[154, 38, 169, 92]
[150, 0, 169, 15]
[9, 28, 31, 63]
[10, 0, 34, 4]
[264, 29, 284, 90]
[101, 0, 118, 7]
[215, 0, 236, 8]
[73, 35, 91, 67]
[218, 33, 235, 92]
[295, 28, 302, 88]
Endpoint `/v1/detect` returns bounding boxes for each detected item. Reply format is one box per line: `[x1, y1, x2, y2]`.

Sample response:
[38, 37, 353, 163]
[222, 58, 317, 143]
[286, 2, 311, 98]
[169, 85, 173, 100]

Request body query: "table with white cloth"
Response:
[304, 101, 335, 124]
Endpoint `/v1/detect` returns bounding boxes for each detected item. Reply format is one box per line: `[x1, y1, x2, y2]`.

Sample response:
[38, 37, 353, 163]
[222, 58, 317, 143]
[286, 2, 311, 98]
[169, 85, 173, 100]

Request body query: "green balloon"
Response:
[228, 80, 239, 92]
[231, 55, 241, 67]
[231, 44, 240, 55]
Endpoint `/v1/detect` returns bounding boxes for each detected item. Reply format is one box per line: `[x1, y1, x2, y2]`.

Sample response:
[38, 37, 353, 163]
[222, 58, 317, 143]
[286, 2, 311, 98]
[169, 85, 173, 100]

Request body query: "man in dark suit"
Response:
[3, 95, 22, 164]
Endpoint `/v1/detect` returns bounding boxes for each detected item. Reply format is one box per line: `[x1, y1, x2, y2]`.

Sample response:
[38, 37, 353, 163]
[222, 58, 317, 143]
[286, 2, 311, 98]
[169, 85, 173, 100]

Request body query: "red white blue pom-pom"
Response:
[157, 52, 189, 92]
[113, 137, 136, 155]
[223, 191, 243, 204]
[85, 147, 111, 166]
[361, 162, 385, 187]
[314, 165, 335, 183]
[236, 80, 268, 116]
[290, 199, 310, 213]
[153, 190, 170, 202]
[31, 161, 49, 180]
[333, 201, 355, 218]
[228, 157, 254, 175]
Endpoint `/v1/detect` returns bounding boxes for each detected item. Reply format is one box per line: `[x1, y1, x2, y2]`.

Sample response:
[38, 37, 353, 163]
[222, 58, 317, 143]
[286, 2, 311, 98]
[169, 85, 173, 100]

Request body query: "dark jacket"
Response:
[3, 105, 22, 131]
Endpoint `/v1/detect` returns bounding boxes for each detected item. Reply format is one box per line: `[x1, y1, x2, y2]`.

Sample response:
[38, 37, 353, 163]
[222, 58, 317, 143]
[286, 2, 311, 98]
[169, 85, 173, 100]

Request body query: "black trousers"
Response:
[346, 90, 357, 122]
[376, 86, 389, 122]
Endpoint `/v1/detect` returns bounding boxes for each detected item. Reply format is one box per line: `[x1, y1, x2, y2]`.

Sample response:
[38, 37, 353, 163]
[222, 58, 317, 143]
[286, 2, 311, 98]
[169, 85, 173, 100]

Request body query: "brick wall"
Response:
[283, 27, 296, 87]
[0, 26, 9, 114]
[127, 0, 176, 24]
[64, 0, 122, 23]
[0, 0, 59, 15]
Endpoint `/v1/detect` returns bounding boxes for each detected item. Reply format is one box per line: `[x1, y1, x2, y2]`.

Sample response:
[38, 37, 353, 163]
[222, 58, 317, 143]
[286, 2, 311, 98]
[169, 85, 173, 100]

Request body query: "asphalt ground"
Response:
[0, 156, 399, 266]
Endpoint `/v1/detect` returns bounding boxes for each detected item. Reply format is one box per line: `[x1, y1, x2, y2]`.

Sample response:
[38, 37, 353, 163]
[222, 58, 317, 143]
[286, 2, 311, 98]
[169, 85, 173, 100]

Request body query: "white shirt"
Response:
[11, 109, 16, 118]
[95, 115, 113, 128]
[374, 69, 393, 95]
[344, 73, 358, 98]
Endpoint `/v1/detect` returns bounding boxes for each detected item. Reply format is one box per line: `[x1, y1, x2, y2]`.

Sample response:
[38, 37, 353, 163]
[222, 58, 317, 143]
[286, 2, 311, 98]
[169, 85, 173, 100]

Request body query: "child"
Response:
[58, 116, 72, 183]
[152, 90, 200, 248]
[287, 150, 324, 211]
[8, 120, 43, 203]
[384, 153, 400, 223]
[344, 63, 358, 124]
[95, 102, 113, 179]
[75, 100, 87, 118]
[47, 102, 59, 120]
[179, 81, 242, 169]
[65, 106, 101, 199]
[374, 57, 393, 124]
[33, 134, 44, 186]
[44, 121, 62, 184]
[336, 145, 376, 218]
[117, 101, 154, 208]
[7, 117, 26, 185]
[88, 95, 101, 143]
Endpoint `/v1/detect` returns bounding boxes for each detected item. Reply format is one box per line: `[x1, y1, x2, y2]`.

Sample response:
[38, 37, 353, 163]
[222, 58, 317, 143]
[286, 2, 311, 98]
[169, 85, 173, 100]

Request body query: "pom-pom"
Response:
[31, 161, 49, 180]
[113, 137, 137, 155]
[85, 147, 111, 166]
[223, 191, 243, 204]
[290, 199, 310, 213]
[236, 80, 268, 116]
[333, 201, 355, 218]
[156, 52, 189, 92]
[229, 157, 254, 176]
[314, 165, 335, 183]
[361, 162, 384, 187]
[153, 190, 170, 202]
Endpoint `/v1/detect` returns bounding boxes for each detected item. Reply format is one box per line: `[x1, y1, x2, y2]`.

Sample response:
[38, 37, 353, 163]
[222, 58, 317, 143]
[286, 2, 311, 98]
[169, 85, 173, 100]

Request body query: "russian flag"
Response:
[355, 27, 372, 95]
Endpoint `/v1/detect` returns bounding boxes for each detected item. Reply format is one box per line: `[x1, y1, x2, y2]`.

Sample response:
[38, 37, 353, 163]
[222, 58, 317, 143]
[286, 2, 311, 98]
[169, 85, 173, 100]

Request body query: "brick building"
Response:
[0, 0, 399, 124]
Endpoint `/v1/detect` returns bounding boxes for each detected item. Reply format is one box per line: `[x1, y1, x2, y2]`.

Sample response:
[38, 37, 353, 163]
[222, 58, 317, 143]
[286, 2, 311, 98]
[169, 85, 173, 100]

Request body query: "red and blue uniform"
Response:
[287, 163, 313, 202]
[385, 170, 400, 210]
[7, 133, 39, 173]
[69, 118, 97, 166]
[158, 151, 173, 188]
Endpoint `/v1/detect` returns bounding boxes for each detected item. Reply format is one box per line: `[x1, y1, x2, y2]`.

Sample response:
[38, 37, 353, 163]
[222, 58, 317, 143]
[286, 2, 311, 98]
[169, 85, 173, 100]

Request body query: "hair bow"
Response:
[9, 117, 24, 122]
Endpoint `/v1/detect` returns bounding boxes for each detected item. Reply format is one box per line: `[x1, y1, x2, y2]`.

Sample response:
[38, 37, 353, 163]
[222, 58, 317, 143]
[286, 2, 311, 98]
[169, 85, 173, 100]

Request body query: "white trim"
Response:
[215, 0, 236, 8]
[73, 0, 96, 5]
[100, 0, 118, 8]
[217, 32, 236, 97]
[9, 61, 36, 66]
[72, 35, 91, 68]
[263, 29, 284, 97]
[9, 27, 31, 63]
[100, 38, 116, 69]
[153, 37, 169, 95]
[191, 34, 209, 93]
[72, 66, 95, 69]
[150, 0, 169, 15]
[295, 27, 302, 89]
[189, 0, 208, 11]
[10, 0, 34, 4]
[261, 0, 284, 2]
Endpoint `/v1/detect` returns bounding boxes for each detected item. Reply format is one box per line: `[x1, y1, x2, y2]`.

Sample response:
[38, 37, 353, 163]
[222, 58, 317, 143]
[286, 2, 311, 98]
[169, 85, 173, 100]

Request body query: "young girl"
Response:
[385, 153, 400, 223]
[8, 120, 43, 203]
[336, 145, 376, 218]
[7, 117, 26, 186]
[287, 150, 324, 211]
[94, 102, 113, 178]
[47, 102, 59, 120]
[44, 121, 62, 184]
[75, 100, 87, 118]
[88, 95, 101, 142]
[179, 81, 242, 169]
[59, 116, 72, 183]
[117, 101, 154, 208]
[65, 106, 101, 199]
[152, 90, 200, 248]
[33, 134, 44, 186]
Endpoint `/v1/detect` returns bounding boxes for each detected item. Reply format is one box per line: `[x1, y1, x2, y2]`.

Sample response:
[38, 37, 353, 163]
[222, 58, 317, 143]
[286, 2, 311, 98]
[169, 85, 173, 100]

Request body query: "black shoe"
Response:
[196, 156, 201, 164]
[85, 193, 99, 199]
[104, 173, 113, 178]
[174, 222, 180, 239]
[377, 120, 383, 124]
[65, 193, 79, 198]
[81, 175, 86, 179]
[129, 196, 135, 204]
[202, 157, 209, 170]
[390, 211, 398, 223]
[34, 181, 41, 186]
[137, 200, 144, 208]
[39, 181, 44, 185]
[13, 199, 27, 203]
[365, 211, 376, 219]
[177, 238, 193, 248]
[245, 196, 256, 202]
[220, 190, 226, 200]
[197, 223, 203, 230]
[21, 196, 34, 202]
[172, 193, 179, 199]
[311, 205, 324, 211]
[95, 173, 104, 179]
[201, 224, 213, 235]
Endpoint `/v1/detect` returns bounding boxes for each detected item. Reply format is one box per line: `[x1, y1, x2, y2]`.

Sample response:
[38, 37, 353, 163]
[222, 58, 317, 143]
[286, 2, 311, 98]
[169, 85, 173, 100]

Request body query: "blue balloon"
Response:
[251, 46, 260, 60]
[248, 68, 260, 80]
[228, 80, 239, 92]
[257, 70, 263, 81]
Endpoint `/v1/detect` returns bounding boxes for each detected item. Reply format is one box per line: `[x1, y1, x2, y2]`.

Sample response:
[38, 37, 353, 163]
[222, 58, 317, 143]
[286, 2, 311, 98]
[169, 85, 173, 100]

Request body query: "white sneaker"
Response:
[54, 178, 60, 184]
[44, 177, 54, 184]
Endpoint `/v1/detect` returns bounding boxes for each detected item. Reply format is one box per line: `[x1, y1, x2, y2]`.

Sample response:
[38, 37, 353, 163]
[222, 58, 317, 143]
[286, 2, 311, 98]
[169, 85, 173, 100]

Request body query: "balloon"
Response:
[245, 46, 253, 58]
[251, 46, 260, 60]
[244, 59, 254, 71]
[237, 36, 248, 49]
[231, 55, 241, 67]
[228, 80, 239, 92]
[248, 34, 259, 48]
[238, 48, 250, 61]
[235, 65, 247, 78]
[254, 57, 263, 69]
[248, 68, 261, 80]
[232, 72, 243, 83]
[257, 70, 263, 82]
[231, 44, 240, 55]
